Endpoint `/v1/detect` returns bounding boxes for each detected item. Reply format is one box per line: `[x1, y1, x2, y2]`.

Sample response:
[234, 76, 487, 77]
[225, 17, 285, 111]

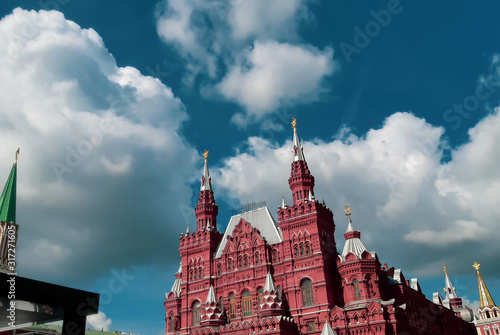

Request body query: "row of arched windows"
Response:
[189, 267, 203, 281]
[294, 242, 312, 257]
[216, 251, 280, 276]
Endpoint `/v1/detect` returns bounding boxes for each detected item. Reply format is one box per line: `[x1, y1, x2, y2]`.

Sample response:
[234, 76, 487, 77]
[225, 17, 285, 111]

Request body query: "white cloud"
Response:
[216, 41, 335, 126]
[404, 220, 488, 245]
[215, 110, 500, 277]
[155, 0, 331, 125]
[0, 8, 199, 283]
[228, 0, 312, 41]
[87, 311, 112, 332]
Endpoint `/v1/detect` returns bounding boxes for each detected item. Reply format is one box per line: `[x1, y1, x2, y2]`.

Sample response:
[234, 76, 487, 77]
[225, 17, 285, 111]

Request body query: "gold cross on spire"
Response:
[443, 265, 448, 275]
[15, 148, 20, 164]
[203, 150, 209, 163]
[473, 262, 480, 272]
[291, 118, 297, 132]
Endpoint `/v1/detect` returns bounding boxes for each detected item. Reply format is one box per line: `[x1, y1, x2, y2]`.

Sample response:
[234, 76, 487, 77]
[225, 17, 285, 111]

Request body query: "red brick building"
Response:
[164, 120, 476, 335]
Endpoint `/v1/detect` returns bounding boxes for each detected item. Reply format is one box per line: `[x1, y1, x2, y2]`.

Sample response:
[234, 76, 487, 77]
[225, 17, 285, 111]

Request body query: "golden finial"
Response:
[14, 148, 20, 164]
[291, 118, 297, 132]
[344, 205, 351, 216]
[443, 265, 448, 275]
[203, 150, 209, 164]
[473, 262, 480, 272]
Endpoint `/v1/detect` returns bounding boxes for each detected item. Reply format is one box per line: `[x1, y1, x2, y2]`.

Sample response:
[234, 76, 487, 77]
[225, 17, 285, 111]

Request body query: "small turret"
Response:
[260, 272, 283, 317]
[201, 285, 224, 326]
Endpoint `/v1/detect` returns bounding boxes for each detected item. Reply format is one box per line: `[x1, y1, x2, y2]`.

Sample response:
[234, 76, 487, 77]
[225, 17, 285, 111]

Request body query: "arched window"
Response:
[192, 301, 201, 326]
[229, 293, 236, 318]
[239, 257, 244, 268]
[244, 255, 248, 267]
[295, 245, 299, 257]
[218, 263, 222, 276]
[306, 244, 311, 254]
[258, 287, 264, 304]
[273, 250, 279, 263]
[277, 285, 282, 299]
[169, 314, 176, 332]
[301, 279, 314, 307]
[255, 252, 260, 264]
[198, 267, 202, 280]
[242, 291, 252, 316]
[189, 270, 193, 281]
[300, 245, 305, 256]
[228, 259, 232, 271]
[353, 279, 361, 301]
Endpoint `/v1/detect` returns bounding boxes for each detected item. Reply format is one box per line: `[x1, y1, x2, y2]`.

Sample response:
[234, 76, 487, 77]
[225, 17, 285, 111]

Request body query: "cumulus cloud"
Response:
[404, 220, 488, 245]
[216, 41, 335, 127]
[215, 110, 500, 277]
[155, 0, 332, 125]
[87, 311, 112, 332]
[0, 8, 198, 284]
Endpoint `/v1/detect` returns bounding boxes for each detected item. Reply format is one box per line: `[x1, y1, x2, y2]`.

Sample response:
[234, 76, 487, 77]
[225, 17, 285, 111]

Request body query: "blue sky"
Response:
[1, 0, 500, 333]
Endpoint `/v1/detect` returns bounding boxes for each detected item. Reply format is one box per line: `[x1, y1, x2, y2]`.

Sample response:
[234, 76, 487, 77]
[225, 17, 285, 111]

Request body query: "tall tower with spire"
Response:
[277, 118, 340, 326]
[0, 149, 20, 274]
[169, 150, 223, 333]
[195, 150, 218, 232]
[473, 262, 500, 334]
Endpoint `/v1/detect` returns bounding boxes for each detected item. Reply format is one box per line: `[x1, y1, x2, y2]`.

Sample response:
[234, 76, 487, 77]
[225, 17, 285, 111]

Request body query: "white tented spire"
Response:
[340, 206, 376, 260]
[264, 272, 277, 293]
[443, 265, 458, 299]
[186, 225, 190, 234]
[281, 196, 286, 208]
[321, 320, 336, 335]
[206, 285, 217, 304]
[200, 150, 212, 191]
[341, 222, 368, 258]
[291, 118, 306, 162]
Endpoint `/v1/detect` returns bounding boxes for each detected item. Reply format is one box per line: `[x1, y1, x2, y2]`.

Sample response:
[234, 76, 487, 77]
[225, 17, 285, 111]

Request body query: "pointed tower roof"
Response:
[443, 265, 458, 299]
[341, 206, 369, 258]
[200, 150, 212, 191]
[473, 262, 497, 309]
[206, 285, 217, 304]
[281, 196, 286, 208]
[320, 320, 336, 335]
[0, 149, 19, 223]
[264, 272, 276, 293]
[291, 118, 306, 162]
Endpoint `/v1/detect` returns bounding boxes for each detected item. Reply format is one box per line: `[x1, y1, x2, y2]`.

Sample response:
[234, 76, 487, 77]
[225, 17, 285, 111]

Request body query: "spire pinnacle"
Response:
[206, 285, 217, 304]
[0, 150, 18, 223]
[443, 265, 458, 299]
[281, 196, 286, 208]
[264, 272, 277, 293]
[320, 320, 336, 335]
[291, 118, 305, 162]
[473, 262, 497, 309]
[200, 150, 212, 191]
